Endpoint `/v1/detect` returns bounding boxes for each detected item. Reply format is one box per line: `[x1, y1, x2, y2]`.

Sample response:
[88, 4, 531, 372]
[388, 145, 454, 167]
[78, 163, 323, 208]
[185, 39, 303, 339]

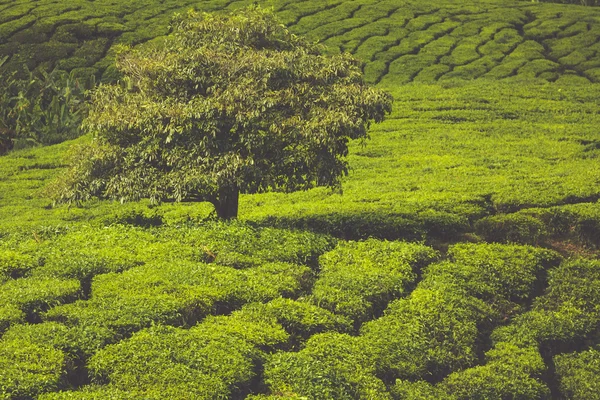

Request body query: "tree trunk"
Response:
[214, 186, 239, 220]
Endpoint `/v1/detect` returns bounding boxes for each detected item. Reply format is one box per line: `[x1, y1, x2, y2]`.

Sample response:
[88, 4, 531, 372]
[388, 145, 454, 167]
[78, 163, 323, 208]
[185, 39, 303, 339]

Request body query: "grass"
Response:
[1, 0, 600, 399]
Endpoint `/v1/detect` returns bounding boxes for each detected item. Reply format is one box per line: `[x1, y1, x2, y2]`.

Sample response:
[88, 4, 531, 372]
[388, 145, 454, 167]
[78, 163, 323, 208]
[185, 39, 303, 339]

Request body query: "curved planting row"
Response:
[1, 0, 600, 84]
[1, 233, 599, 399]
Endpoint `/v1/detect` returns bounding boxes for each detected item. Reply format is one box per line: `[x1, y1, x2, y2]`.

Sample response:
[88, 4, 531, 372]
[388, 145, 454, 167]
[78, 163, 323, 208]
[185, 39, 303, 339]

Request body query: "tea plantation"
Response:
[1, 0, 600, 399]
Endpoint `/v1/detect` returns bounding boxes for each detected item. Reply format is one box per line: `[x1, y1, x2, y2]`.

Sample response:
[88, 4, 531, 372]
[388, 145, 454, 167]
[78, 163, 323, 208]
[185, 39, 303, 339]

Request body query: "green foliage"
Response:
[44, 261, 310, 341]
[0, 277, 80, 331]
[492, 258, 600, 347]
[440, 343, 550, 400]
[437, 243, 561, 305]
[555, 347, 600, 400]
[475, 213, 548, 244]
[264, 332, 391, 400]
[391, 380, 455, 400]
[2, 1, 600, 398]
[360, 243, 560, 382]
[0, 61, 93, 152]
[312, 239, 438, 323]
[237, 298, 352, 342]
[85, 313, 288, 399]
[361, 285, 490, 381]
[0, 336, 66, 399]
[0, 249, 37, 281]
[50, 6, 392, 220]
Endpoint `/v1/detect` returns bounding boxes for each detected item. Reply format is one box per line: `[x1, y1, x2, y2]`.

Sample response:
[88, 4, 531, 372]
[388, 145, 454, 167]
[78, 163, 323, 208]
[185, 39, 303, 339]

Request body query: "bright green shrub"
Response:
[426, 243, 561, 309]
[475, 213, 548, 244]
[264, 332, 391, 400]
[440, 342, 550, 400]
[392, 380, 455, 400]
[485, 59, 527, 79]
[413, 64, 451, 82]
[518, 59, 561, 78]
[0, 337, 66, 399]
[258, 210, 427, 242]
[492, 258, 600, 346]
[0, 249, 37, 281]
[444, 56, 497, 80]
[44, 261, 309, 340]
[38, 386, 140, 399]
[246, 394, 306, 400]
[238, 298, 352, 341]
[0, 277, 80, 322]
[2, 321, 111, 359]
[236, 262, 313, 304]
[32, 251, 142, 289]
[312, 239, 438, 323]
[87, 314, 288, 399]
[555, 347, 600, 400]
[158, 222, 335, 268]
[360, 285, 490, 381]
[516, 202, 600, 247]
[0, 305, 24, 335]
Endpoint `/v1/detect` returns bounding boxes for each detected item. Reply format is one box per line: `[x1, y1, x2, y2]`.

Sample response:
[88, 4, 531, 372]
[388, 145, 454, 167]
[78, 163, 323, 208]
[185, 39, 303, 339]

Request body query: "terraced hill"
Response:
[2, 0, 600, 84]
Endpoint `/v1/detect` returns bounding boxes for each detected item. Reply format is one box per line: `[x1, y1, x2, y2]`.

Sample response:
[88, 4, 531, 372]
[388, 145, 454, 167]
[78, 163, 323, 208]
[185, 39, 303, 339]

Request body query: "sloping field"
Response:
[2, 0, 600, 84]
[1, 0, 600, 399]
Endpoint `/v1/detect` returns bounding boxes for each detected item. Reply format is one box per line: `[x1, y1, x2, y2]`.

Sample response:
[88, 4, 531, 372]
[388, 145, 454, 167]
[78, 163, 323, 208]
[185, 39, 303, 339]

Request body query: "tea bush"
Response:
[361, 243, 560, 382]
[0, 277, 80, 332]
[0, 249, 37, 281]
[475, 213, 548, 244]
[361, 285, 491, 381]
[555, 347, 600, 400]
[440, 342, 550, 400]
[440, 243, 562, 306]
[0, 336, 65, 399]
[238, 298, 352, 343]
[264, 332, 390, 400]
[492, 258, 600, 348]
[391, 379, 455, 400]
[85, 312, 289, 399]
[2, 0, 600, 398]
[44, 261, 310, 341]
[312, 239, 438, 323]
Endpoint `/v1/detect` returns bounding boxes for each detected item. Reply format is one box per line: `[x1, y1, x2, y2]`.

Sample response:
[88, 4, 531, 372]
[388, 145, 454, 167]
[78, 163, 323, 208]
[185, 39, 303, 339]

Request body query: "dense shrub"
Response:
[44, 261, 310, 341]
[440, 342, 550, 400]
[0, 336, 66, 399]
[264, 332, 390, 400]
[0, 249, 38, 281]
[440, 243, 561, 306]
[238, 298, 352, 343]
[391, 380, 455, 400]
[0, 277, 80, 329]
[474, 213, 548, 244]
[555, 347, 600, 400]
[85, 313, 289, 399]
[492, 258, 600, 347]
[361, 285, 490, 381]
[312, 239, 438, 323]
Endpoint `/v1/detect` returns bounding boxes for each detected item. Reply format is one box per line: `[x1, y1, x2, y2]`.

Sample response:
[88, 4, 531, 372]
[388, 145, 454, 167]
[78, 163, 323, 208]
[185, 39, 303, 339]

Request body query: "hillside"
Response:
[2, 0, 600, 84]
[1, 0, 600, 399]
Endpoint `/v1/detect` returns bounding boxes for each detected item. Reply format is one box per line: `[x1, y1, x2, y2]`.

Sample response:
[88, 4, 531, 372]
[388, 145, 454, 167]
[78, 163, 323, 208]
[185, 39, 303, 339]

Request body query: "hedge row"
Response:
[311, 239, 438, 324]
[257, 243, 561, 398]
[0, 298, 348, 399]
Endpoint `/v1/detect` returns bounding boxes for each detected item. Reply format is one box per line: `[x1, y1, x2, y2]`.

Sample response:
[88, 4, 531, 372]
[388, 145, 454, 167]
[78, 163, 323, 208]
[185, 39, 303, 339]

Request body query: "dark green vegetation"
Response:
[1, 0, 600, 399]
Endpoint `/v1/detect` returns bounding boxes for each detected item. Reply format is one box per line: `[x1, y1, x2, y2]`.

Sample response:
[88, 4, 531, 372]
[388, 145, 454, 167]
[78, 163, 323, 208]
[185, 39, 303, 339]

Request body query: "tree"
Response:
[50, 6, 393, 219]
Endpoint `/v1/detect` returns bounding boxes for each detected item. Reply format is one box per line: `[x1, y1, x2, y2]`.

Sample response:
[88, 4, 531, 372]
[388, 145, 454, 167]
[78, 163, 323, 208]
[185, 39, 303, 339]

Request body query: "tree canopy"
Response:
[49, 6, 393, 219]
